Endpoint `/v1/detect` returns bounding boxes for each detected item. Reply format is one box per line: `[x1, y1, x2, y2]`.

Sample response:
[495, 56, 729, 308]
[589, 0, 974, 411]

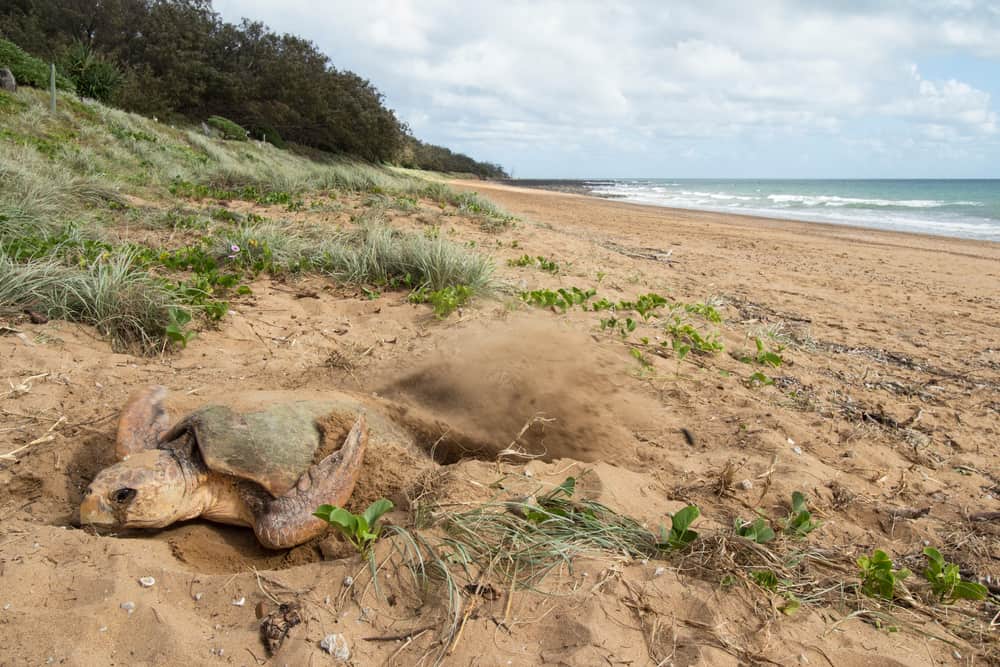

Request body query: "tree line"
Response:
[0, 0, 507, 177]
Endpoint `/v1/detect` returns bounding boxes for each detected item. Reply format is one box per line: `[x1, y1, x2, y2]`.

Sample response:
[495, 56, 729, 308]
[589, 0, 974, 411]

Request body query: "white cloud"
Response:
[882, 65, 997, 134]
[213, 0, 1000, 175]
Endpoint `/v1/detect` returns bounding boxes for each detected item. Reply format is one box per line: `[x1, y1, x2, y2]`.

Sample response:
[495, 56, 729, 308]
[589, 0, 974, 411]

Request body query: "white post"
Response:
[49, 63, 56, 112]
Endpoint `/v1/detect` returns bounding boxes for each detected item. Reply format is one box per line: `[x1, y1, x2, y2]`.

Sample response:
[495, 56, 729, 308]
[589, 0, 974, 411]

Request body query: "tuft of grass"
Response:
[452, 191, 516, 231]
[319, 223, 494, 292]
[440, 478, 667, 588]
[0, 248, 178, 350]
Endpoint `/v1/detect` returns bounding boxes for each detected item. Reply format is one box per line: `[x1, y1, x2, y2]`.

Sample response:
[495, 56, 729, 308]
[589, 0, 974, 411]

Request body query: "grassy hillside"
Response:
[0, 87, 512, 351]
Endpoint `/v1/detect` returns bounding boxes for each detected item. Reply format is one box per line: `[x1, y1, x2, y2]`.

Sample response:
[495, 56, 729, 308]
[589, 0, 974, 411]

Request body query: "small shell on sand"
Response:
[138, 577, 155, 588]
[320, 633, 350, 660]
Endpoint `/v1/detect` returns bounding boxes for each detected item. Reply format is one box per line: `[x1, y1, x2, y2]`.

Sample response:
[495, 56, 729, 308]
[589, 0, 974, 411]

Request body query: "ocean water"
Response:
[582, 179, 1000, 241]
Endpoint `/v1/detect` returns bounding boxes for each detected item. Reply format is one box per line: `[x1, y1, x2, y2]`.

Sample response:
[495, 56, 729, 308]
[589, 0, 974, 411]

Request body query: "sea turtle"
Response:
[79, 386, 374, 549]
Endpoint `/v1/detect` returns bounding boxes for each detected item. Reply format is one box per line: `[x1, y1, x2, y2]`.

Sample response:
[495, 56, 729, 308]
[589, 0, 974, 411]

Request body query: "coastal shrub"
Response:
[0, 38, 74, 90]
[206, 115, 248, 141]
[250, 124, 286, 149]
[60, 42, 123, 103]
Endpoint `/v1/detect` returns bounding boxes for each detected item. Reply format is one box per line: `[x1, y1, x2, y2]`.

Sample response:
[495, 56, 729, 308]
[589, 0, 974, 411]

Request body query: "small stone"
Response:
[343, 576, 354, 587]
[653, 566, 666, 578]
[787, 437, 795, 446]
[739, 479, 753, 491]
[138, 576, 156, 588]
[320, 633, 350, 660]
[0, 67, 17, 93]
[120, 601, 136, 614]
[232, 596, 245, 607]
[798, 654, 809, 664]
[99, 626, 108, 632]
[324, 596, 331, 605]
[791, 446, 802, 455]
[193, 592, 203, 601]
[3, 603, 10, 610]
[523, 470, 533, 478]
[952, 650, 962, 659]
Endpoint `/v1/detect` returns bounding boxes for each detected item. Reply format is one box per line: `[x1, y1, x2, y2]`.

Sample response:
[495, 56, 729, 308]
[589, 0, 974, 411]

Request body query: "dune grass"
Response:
[0, 248, 177, 350]
[219, 217, 493, 291]
[0, 86, 505, 351]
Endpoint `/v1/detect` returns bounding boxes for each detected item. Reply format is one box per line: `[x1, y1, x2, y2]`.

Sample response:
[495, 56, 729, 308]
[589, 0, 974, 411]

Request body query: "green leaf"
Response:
[791, 492, 807, 515]
[780, 595, 801, 616]
[552, 477, 576, 498]
[951, 580, 988, 601]
[316, 506, 357, 533]
[362, 498, 394, 528]
[735, 517, 776, 544]
[751, 570, 778, 591]
[671, 505, 699, 533]
[313, 504, 335, 521]
[667, 505, 700, 548]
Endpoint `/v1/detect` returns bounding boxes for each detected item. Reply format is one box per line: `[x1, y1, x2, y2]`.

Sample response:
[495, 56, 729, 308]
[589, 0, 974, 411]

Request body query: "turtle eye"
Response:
[112, 488, 137, 504]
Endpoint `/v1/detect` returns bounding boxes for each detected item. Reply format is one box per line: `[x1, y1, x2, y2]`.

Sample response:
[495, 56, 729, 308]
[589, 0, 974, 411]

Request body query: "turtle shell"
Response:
[185, 400, 338, 496]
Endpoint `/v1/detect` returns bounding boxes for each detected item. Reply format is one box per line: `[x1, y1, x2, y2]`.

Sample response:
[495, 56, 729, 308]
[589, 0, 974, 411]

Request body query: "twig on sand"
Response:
[1, 372, 50, 399]
[495, 414, 555, 468]
[880, 506, 931, 520]
[363, 626, 435, 642]
[0, 416, 65, 461]
[252, 567, 282, 605]
[386, 629, 431, 664]
[754, 454, 778, 505]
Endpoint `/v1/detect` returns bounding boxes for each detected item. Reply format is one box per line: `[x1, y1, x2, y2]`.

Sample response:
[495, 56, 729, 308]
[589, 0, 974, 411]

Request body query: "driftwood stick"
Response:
[881, 506, 930, 520]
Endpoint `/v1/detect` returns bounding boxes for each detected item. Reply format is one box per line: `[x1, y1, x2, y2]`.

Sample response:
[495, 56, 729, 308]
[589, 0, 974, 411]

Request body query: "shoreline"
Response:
[490, 178, 1000, 247]
[459, 179, 1000, 256]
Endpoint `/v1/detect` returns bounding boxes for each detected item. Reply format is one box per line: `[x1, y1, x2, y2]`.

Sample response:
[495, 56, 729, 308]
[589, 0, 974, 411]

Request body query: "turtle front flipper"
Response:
[116, 385, 171, 460]
[252, 413, 368, 549]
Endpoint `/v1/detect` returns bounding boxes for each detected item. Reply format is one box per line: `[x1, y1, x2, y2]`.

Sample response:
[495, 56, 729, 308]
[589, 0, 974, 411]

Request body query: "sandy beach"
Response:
[2, 181, 998, 665]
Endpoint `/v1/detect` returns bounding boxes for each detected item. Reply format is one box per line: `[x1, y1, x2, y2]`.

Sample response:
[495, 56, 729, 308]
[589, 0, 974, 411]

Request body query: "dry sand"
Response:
[1, 182, 998, 665]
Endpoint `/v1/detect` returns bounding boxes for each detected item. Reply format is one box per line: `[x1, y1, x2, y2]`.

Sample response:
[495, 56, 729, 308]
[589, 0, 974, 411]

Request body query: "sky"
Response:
[212, 1, 1000, 179]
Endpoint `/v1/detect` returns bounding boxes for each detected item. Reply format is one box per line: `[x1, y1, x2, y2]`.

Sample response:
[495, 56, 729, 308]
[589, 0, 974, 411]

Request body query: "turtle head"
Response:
[80, 450, 195, 530]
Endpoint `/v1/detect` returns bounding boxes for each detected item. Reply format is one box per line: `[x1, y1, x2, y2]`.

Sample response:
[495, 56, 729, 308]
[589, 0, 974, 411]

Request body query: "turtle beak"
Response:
[80, 494, 115, 527]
